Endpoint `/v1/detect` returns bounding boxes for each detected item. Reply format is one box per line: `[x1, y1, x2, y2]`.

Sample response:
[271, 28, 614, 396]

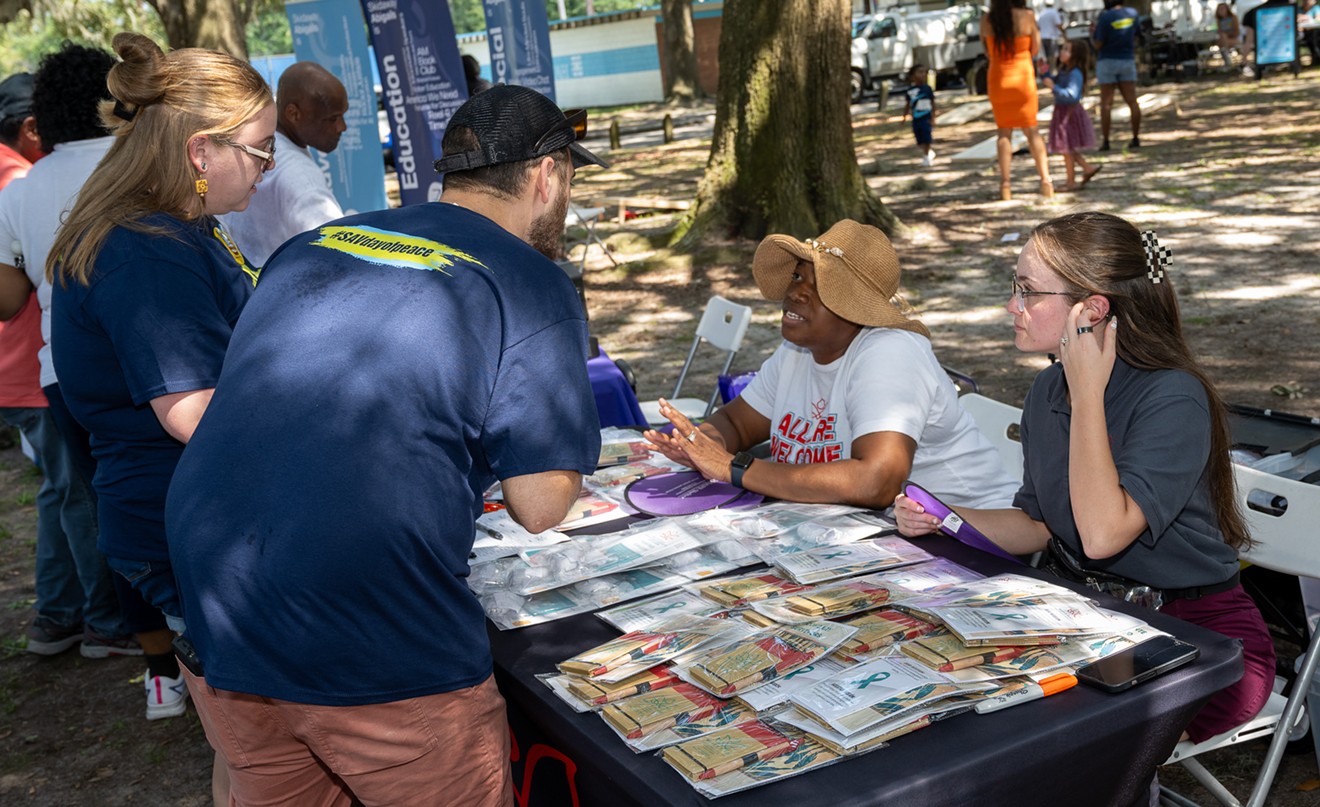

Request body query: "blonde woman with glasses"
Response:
[47, 32, 272, 732]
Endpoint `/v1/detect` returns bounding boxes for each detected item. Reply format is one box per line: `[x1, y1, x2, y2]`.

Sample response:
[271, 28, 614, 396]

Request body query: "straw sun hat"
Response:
[751, 219, 929, 338]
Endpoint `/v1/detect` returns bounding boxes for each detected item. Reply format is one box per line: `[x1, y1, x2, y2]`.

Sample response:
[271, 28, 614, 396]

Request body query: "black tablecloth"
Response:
[489, 536, 1244, 807]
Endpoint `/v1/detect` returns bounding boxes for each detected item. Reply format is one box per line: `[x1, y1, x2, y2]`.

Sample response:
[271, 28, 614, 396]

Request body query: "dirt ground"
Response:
[2, 68, 1319, 805]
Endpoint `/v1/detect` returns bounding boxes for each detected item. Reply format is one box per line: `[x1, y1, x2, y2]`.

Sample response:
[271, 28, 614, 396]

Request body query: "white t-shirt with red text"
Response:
[738, 327, 1018, 508]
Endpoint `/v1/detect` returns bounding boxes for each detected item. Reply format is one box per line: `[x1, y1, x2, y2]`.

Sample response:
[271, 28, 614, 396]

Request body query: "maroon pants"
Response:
[1161, 583, 1276, 743]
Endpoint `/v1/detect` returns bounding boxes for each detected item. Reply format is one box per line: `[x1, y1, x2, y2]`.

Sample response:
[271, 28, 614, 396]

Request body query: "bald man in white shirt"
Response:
[222, 62, 349, 266]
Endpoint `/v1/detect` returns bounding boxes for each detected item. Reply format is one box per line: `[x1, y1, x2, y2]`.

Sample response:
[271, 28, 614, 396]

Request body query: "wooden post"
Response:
[609, 118, 621, 150]
[663, 114, 674, 144]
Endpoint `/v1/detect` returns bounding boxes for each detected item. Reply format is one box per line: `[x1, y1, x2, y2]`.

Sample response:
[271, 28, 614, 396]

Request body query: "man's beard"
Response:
[527, 180, 570, 260]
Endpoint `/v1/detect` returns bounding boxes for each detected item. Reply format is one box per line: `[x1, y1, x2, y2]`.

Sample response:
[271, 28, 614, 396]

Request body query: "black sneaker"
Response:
[1099, 140, 1111, 152]
[81, 628, 145, 659]
[27, 616, 83, 655]
[1129, 137, 1141, 149]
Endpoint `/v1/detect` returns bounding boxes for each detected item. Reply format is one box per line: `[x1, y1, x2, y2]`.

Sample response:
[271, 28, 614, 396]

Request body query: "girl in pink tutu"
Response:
[1044, 39, 1101, 192]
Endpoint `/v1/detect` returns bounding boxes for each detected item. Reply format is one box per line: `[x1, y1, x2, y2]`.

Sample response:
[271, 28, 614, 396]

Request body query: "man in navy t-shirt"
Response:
[166, 86, 608, 806]
[1092, 0, 1143, 150]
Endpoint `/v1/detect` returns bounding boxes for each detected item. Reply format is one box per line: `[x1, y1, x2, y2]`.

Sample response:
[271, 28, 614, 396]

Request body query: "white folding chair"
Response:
[958, 392, 1024, 482]
[1160, 464, 1320, 807]
[639, 295, 752, 426]
[565, 204, 617, 269]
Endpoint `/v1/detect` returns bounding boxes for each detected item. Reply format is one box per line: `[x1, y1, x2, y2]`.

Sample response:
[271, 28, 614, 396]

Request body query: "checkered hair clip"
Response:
[1142, 230, 1171, 284]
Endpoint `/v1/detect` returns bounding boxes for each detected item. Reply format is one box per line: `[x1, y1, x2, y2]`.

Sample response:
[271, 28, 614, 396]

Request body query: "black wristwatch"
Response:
[729, 451, 755, 489]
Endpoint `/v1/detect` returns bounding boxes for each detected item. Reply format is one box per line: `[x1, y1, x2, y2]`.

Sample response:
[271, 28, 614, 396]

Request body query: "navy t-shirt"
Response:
[50, 215, 256, 561]
[166, 203, 601, 705]
[1095, 6, 1140, 61]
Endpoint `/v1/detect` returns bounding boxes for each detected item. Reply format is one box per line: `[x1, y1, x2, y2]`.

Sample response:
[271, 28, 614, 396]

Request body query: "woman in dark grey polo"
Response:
[894, 211, 1274, 746]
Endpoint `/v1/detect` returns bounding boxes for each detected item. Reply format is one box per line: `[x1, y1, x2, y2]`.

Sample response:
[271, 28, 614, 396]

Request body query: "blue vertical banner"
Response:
[362, 0, 468, 206]
[284, 0, 387, 214]
[482, 0, 558, 101]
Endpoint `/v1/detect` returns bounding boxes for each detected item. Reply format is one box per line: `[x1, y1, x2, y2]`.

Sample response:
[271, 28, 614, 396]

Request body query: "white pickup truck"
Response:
[851, 4, 987, 100]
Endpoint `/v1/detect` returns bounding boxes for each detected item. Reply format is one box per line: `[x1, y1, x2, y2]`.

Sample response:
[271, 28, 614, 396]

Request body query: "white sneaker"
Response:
[145, 671, 189, 720]
[922, 150, 936, 167]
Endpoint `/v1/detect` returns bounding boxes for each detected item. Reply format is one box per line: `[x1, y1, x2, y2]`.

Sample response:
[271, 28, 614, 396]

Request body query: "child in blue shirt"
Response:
[902, 64, 937, 167]
[1044, 40, 1101, 191]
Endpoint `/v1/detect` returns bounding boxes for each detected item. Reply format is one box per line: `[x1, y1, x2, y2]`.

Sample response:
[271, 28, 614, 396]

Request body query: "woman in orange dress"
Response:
[982, 0, 1053, 201]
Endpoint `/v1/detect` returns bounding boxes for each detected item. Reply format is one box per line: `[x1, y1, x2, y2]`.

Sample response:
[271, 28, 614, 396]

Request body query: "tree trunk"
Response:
[661, 0, 704, 102]
[146, 0, 251, 58]
[674, 0, 896, 245]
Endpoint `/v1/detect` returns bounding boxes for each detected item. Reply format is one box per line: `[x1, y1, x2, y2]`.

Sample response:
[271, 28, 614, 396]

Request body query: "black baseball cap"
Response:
[0, 73, 34, 122]
[434, 84, 609, 175]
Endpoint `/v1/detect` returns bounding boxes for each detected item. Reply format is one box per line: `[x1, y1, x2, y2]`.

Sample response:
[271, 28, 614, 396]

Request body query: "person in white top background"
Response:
[221, 61, 348, 266]
[0, 43, 146, 665]
[1037, 0, 1066, 70]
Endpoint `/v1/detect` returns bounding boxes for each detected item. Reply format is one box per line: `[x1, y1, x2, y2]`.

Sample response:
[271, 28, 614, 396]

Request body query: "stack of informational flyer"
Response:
[692, 570, 816, 607]
[471, 515, 751, 628]
[661, 721, 803, 780]
[773, 536, 933, 585]
[778, 656, 995, 750]
[698, 502, 872, 539]
[480, 567, 693, 630]
[674, 621, 856, 696]
[834, 609, 941, 662]
[557, 614, 745, 681]
[735, 510, 897, 566]
[913, 590, 1119, 646]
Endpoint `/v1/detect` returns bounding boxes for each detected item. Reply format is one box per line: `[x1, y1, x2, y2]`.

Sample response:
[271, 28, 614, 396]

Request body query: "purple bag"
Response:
[902, 480, 1022, 564]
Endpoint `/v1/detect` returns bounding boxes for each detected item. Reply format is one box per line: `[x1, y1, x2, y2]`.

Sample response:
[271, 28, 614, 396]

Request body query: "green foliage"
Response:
[0, 2, 166, 75]
[449, 0, 654, 34]
[449, 0, 488, 34]
[247, 4, 293, 57]
[553, 0, 654, 20]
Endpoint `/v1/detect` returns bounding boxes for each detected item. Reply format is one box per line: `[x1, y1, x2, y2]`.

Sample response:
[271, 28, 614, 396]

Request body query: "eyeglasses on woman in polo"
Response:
[1011, 277, 1071, 310]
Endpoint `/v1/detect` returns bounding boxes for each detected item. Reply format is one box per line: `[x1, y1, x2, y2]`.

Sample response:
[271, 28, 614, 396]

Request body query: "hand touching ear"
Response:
[1059, 302, 1118, 400]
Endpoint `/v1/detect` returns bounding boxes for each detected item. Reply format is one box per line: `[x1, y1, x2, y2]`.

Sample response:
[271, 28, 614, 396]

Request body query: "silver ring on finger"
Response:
[1077, 325, 1094, 334]
[687, 430, 698, 443]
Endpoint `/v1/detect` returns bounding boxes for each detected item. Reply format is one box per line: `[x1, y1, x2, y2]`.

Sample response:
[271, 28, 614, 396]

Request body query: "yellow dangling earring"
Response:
[195, 162, 208, 203]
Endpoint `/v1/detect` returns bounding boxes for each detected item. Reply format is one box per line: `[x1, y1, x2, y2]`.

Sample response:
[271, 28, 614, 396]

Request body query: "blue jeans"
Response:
[0, 404, 122, 635]
[104, 556, 186, 634]
[44, 383, 165, 636]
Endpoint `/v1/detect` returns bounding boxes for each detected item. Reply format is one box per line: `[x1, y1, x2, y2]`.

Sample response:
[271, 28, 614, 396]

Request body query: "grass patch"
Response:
[0, 749, 30, 774]
[144, 743, 169, 765]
